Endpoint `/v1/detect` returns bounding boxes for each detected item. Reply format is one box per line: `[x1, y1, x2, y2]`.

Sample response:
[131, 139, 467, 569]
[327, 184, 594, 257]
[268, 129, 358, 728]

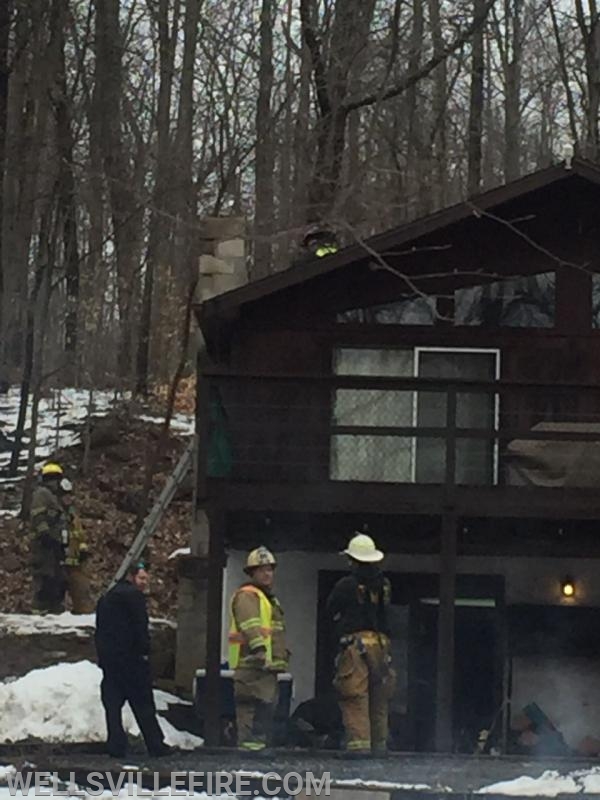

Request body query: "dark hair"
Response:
[129, 560, 148, 576]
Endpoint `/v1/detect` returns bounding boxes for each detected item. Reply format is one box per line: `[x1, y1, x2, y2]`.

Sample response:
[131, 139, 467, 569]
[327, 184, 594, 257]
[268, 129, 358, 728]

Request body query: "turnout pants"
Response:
[100, 660, 166, 757]
[234, 667, 278, 750]
[65, 565, 94, 613]
[333, 632, 396, 753]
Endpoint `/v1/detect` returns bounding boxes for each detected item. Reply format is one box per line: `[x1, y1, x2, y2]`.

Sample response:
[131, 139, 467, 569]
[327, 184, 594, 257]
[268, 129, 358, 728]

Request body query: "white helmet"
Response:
[343, 533, 384, 563]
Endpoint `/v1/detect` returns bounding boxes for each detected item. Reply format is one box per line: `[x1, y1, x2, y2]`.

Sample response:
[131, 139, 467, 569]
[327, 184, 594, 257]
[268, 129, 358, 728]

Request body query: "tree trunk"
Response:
[253, 0, 275, 279]
[300, 0, 377, 222]
[467, 0, 485, 195]
[427, 0, 448, 209]
[406, 0, 425, 216]
[575, 0, 600, 159]
[53, 0, 80, 363]
[21, 206, 56, 518]
[0, 0, 12, 346]
[94, 0, 141, 382]
[503, 0, 523, 182]
[136, 0, 180, 396]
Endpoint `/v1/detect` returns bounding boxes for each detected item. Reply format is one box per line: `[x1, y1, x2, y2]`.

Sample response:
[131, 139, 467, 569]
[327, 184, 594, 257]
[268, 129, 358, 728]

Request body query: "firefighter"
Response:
[228, 546, 289, 751]
[59, 480, 93, 614]
[302, 224, 339, 259]
[326, 532, 395, 757]
[95, 562, 171, 758]
[30, 463, 69, 613]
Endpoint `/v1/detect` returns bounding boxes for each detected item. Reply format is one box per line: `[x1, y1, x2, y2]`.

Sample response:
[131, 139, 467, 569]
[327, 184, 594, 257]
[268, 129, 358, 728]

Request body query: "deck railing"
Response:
[202, 372, 600, 489]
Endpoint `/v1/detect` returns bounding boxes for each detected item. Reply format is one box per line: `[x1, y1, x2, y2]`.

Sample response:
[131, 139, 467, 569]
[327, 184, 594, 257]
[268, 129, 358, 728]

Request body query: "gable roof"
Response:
[199, 157, 600, 322]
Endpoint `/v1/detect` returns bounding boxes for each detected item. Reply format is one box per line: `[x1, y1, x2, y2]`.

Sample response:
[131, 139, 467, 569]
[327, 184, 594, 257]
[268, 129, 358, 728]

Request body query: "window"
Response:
[331, 347, 499, 485]
[337, 296, 436, 325]
[331, 348, 414, 482]
[455, 273, 555, 327]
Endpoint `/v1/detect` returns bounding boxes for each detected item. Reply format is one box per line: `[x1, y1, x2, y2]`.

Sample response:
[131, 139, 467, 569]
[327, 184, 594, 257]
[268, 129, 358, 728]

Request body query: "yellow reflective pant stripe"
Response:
[248, 636, 267, 650]
[347, 739, 371, 750]
[240, 741, 266, 751]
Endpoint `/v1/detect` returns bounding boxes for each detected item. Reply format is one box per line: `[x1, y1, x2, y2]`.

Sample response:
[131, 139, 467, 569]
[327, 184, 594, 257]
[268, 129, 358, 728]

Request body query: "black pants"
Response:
[100, 661, 165, 756]
[32, 573, 66, 613]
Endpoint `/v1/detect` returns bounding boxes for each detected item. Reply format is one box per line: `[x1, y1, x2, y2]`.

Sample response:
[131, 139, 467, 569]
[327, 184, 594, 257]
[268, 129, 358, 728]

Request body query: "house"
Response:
[189, 158, 600, 754]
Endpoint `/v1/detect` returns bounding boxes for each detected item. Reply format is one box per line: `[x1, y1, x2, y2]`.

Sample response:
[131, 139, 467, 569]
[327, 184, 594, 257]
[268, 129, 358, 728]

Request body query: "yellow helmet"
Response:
[41, 462, 63, 477]
[245, 546, 276, 572]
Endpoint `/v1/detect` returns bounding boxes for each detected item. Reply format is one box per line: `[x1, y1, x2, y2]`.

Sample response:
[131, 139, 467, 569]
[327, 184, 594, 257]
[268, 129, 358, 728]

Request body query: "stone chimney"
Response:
[175, 216, 246, 693]
[196, 216, 247, 303]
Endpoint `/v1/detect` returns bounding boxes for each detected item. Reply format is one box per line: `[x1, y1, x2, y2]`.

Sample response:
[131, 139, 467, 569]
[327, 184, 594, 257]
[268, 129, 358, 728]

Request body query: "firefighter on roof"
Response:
[228, 546, 289, 751]
[301, 224, 339, 259]
[326, 532, 396, 757]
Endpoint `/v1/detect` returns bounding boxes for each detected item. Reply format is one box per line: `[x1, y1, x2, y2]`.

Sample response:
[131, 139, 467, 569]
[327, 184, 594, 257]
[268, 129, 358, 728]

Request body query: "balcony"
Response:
[201, 372, 600, 518]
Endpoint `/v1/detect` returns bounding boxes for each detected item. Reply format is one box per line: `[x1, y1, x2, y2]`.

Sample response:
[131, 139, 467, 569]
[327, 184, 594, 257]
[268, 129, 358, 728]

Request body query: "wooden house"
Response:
[192, 158, 600, 754]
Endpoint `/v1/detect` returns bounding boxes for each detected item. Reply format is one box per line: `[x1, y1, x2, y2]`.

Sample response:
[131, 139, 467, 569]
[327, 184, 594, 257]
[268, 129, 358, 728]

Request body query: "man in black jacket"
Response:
[95, 562, 169, 758]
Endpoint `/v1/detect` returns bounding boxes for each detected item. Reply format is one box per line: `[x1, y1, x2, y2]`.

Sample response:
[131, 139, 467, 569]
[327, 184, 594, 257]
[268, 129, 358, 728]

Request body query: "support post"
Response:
[174, 351, 211, 692]
[435, 510, 457, 752]
[204, 505, 225, 746]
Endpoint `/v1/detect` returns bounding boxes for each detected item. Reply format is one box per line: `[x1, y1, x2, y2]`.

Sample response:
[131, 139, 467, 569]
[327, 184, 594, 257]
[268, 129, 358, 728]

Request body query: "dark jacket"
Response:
[326, 564, 391, 640]
[95, 580, 150, 669]
[30, 485, 67, 576]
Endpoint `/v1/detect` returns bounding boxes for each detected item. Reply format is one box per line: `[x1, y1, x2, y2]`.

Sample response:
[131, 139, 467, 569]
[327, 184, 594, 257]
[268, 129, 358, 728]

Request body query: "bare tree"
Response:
[253, 0, 275, 278]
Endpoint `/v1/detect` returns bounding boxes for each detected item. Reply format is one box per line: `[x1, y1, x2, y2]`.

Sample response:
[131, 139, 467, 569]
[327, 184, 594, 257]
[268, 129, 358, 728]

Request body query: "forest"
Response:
[0, 0, 597, 392]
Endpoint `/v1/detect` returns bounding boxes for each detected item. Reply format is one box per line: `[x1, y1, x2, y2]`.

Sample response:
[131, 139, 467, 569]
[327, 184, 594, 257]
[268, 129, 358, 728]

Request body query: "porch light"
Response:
[561, 578, 576, 598]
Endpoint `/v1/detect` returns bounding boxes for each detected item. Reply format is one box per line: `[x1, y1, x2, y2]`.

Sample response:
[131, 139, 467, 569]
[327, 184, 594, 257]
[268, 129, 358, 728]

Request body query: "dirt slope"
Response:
[0, 402, 193, 619]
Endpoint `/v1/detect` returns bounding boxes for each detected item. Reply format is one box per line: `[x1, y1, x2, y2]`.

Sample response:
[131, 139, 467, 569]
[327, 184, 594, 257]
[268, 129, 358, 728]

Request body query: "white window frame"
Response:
[412, 346, 501, 485]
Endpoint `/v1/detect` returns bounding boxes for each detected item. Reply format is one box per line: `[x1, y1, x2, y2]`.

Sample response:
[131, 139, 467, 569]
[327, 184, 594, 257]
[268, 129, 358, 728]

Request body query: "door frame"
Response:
[412, 346, 501, 484]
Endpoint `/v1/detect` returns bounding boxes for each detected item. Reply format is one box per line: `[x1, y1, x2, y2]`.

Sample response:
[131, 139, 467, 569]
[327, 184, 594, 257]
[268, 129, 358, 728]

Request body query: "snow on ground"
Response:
[0, 661, 200, 750]
[135, 415, 195, 437]
[0, 387, 194, 478]
[477, 767, 600, 795]
[0, 612, 175, 637]
[167, 547, 190, 560]
[0, 388, 116, 472]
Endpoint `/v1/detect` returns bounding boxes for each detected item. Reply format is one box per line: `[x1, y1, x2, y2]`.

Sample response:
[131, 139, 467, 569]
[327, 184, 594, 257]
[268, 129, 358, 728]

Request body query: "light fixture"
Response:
[561, 577, 576, 598]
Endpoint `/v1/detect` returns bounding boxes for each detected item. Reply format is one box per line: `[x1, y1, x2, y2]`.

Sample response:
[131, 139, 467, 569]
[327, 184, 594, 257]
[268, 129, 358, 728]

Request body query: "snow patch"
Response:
[0, 661, 201, 750]
[477, 770, 583, 796]
[0, 612, 175, 637]
[0, 766, 16, 783]
[134, 415, 194, 436]
[168, 547, 190, 560]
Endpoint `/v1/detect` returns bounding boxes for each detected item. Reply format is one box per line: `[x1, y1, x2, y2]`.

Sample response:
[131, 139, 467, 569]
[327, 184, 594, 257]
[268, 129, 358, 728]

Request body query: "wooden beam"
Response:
[208, 480, 600, 520]
[435, 511, 457, 752]
[204, 506, 226, 746]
